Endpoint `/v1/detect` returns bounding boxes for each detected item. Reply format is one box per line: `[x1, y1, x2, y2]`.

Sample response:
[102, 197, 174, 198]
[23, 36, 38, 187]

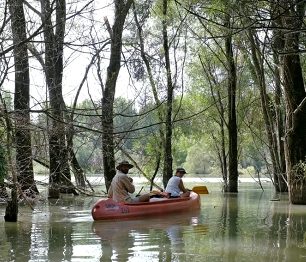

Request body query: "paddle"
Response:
[148, 186, 209, 198]
[192, 186, 209, 194]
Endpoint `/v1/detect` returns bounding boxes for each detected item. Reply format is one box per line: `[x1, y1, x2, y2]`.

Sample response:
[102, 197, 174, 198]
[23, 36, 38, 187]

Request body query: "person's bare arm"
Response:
[178, 179, 188, 193]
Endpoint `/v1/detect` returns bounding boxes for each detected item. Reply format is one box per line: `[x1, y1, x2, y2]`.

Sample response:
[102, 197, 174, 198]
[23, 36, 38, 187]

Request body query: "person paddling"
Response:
[165, 168, 190, 198]
[108, 160, 150, 203]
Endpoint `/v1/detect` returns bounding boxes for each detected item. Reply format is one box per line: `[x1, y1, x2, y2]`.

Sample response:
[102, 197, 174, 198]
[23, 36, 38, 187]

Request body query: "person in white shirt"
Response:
[165, 168, 190, 198]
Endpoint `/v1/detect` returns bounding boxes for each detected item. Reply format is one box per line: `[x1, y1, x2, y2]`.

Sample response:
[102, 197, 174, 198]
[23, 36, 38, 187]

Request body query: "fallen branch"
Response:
[60, 173, 107, 196]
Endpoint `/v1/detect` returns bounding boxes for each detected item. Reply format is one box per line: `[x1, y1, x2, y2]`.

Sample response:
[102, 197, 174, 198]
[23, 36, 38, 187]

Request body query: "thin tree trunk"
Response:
[248, 30, 287, 192]
[133, 4, 165, 181]
[0, 143, 8, 199]
[271, 2, 287, 192]
[225, 13, 238, 193]
[273, 52, 287, 192]
[102, 0, 133, 191]
[162, 0, 174, 188]
[199, 55, 228, 187]
[9, 0, 38, 196]
[1, 77, 18, 221]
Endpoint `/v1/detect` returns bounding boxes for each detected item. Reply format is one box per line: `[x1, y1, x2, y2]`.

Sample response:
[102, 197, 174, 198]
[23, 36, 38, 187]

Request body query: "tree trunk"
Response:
[225, 13, 238, 193]
[280, 1, 306, 204]
[9, 0, 38, 196]
[133, 4, 166, 183]
[0, 144, 8, 199]
[272, 44, 287, 192]
[162, 0, 174, 188]
[214, 121, 228, 187]
[270, 1, 287, 192]
[199, 56, 228, 188]
[248, 30, 287, 192]
[41, 0, 74, 198]
[1, 78, 18, 220]
[4, 186, 18, 222]
[102, 0, 133, 191]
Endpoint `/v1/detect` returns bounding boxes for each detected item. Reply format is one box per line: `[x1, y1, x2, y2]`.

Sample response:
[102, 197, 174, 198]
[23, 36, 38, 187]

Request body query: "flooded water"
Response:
[1, 181, 306, 262]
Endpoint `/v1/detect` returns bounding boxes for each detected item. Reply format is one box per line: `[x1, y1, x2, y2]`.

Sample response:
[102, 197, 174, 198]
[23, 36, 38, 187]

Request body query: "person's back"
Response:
[165, 176, 182, 197]
[109, 170, 135, 202]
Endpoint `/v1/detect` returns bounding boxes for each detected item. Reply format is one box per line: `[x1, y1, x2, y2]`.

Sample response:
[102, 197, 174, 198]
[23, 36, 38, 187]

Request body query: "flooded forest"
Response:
[1, 0, 306, 222]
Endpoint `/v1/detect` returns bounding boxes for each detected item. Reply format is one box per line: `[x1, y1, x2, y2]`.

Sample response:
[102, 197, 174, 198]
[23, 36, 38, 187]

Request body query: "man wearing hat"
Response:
[165, 167, 190, 198]
[108, 160, 150, 203]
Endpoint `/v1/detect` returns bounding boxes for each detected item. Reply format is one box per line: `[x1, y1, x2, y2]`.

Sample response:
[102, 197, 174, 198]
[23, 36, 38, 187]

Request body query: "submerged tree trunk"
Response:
[9, 0, 38, 196]
[41, 0, 75, 198]
[270, 2, 287, 192]
[0, 144, 8, 199]
[280, 1, 306, 204]
[273, 52, 287, 192]
[4, 186, 18, 222]
[162, 0, 174, 188]
[248, 30, 287, 192]
[224, 13, 238, 193]
[1, 76, 18, 221]
[133, 3, 166, 185]
[102, 0, 133, 191]
[199, 55, 228, 188]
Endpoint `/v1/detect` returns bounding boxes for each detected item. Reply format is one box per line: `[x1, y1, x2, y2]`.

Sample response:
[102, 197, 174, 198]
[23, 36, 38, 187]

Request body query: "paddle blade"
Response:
[192, 186, 209, 194]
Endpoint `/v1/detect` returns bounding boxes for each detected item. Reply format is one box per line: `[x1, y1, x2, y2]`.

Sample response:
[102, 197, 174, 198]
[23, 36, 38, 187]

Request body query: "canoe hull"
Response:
[91, 191, 201, 220]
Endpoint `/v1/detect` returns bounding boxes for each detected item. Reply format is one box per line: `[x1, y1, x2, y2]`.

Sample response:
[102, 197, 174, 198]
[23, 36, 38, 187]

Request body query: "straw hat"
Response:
[116, 160, 134, 170]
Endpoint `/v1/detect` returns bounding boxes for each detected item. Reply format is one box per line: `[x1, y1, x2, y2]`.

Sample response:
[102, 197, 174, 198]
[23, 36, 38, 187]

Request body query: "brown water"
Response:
[1, 182, 306, 262]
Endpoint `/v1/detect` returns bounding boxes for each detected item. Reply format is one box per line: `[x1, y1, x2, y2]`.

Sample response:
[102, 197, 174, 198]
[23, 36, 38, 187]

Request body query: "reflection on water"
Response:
[1, 183, 306, 261]
[92, 211, 205, 262]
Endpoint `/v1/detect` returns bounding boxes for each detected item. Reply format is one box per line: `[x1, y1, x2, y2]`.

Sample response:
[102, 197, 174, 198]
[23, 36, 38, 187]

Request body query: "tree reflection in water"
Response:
[4, 221, 31, 261]
[219, 194, 238, 262]
[2, 184, 306, 261]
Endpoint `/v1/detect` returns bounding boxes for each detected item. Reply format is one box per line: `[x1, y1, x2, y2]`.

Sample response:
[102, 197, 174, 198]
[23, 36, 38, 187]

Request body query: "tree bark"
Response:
[0, 144, 8, 199]
[270, 1, 287, 192]
[0, 78, 18, 220]
[162, 0, 174, 188]
[102, 0, 133, 191]
[248, 30, 287, 192]
[225, 13, 238, 193]
[9, 0, 38, 196]
[280, 1, 306, 204]
[4, 187, 18, 222]
[40, 0, 74, 198]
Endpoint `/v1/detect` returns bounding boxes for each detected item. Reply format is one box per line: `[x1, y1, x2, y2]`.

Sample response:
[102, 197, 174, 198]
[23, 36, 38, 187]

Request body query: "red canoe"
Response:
[91, 191, 201, 220]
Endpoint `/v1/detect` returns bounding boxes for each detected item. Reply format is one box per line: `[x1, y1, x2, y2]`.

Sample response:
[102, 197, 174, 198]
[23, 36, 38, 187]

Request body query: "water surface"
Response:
[1, 182, 306, 262]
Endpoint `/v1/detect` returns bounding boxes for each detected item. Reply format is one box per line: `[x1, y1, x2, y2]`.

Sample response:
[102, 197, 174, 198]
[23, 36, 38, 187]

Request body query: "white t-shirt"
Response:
[165, 176, 182, 197]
